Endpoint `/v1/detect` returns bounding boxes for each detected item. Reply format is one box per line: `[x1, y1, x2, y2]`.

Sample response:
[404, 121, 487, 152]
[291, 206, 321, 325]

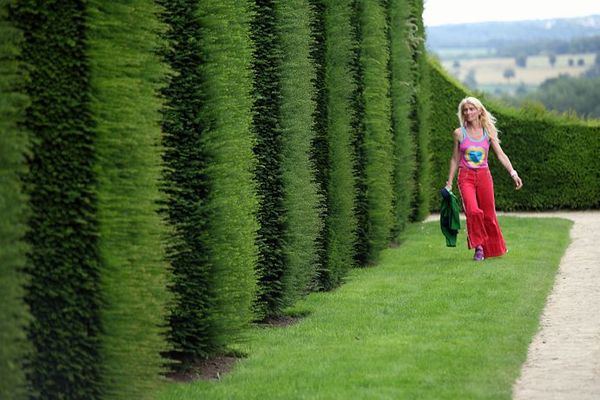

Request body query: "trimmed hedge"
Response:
[407, 0, 431, 221]
[387, 0, 417, 238]
[251, 0, 288, 318]
[353, 0, 394, 265]
[252, 0, 322, 317]
[10, 1, 104, 398]
[311, 0, 358, 290]
[158, 0, 258, 363]
[276, 0, 322, 303]
[0, 1, 29, 398]
[428, 60, 600, 211]
[87, 1, 169, 398]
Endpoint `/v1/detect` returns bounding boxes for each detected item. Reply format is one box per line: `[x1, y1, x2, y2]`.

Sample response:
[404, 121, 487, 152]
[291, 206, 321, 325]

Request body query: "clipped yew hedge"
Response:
[10, 1, 104, 398]
[251, 0, 288, 318]
[252, 0, 322, 318]
[311, 0, 358, 290]
[387, 0, 417, 238]
[157, 0, 258, 364]
[87, 1, 170, 398]
[0, 1, 29, 398]
[276, 0, 322, 303]
[428, 60, 600, 211]
[352, 0, 395, 266]
[2, 0, 438, 397]
[407, 0, 431, 221]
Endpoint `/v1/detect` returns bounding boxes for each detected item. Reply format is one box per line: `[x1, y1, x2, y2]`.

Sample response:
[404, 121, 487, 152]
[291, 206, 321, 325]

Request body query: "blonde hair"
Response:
[457, 96, 500, 142]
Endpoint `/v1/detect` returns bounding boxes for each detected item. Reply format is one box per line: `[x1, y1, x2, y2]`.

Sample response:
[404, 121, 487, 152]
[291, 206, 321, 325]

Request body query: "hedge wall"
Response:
[276, 0, 322, 304]
[158, 0, 258, 363]
[2, 0, 440, 396]
[311, 0, 358, 290]
[387, 0, 417, 238]
[407, 0, 431, 221]
[0, 1, 29, 398]
[428, 60, 600, 211]
[251, 0, 288, 318]
[88, 1, 169, 398]
[10, 1, 104, 398]
[353, 0, 394, 266]
[252, 0, 323, 317]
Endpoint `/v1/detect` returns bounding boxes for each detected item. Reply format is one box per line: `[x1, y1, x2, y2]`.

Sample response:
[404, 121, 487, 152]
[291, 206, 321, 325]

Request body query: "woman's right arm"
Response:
[446, 129, 461, 190]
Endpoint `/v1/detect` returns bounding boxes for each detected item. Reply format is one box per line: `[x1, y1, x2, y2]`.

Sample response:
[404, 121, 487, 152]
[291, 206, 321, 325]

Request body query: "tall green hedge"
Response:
[387, 0, 417, 238]
[353, 0, 394, 265]
[276, 0, 322, 303]
[251, 0, 287, 319]
[407, 0, 431, 221]
[311, 0, 358, 290]
[158, 0, 258, 364]
[10, 1, 104, 398]
[428, 60, 600, 211]
[0, 1, 29, 398]
[87, 1, 169, 398]
[253, 0, 322, 318]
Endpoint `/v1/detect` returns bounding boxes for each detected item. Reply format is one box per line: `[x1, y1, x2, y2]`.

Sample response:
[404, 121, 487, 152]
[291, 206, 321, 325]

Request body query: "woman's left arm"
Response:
[491, 140, 523, 190]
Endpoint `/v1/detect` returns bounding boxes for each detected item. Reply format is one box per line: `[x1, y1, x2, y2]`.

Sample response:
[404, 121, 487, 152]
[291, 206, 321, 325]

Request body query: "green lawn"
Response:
[158, 217, 572, 400]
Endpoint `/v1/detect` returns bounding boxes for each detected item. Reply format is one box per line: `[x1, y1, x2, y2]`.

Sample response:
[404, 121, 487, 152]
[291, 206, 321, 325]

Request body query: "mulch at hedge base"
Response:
[166, 354, 239, 382]
[165, 316, 301, 382]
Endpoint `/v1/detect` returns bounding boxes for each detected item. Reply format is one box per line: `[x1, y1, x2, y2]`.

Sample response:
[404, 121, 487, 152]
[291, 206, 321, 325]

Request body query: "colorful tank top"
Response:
[459, 126, 489, 169]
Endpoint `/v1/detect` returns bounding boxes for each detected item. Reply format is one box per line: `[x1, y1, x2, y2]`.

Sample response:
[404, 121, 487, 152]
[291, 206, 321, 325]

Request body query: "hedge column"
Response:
[10, 1, 104, 398]
[408, 0, 431, 221]
[311, 0, 358, 289]
[158, 0, 258, 364]
[387, 0, 417, 238]
[252, 0, 322, 317]
[0, 1, 29, 398]
[88, 1, 170, 398]
[352, 0, 395, 265]
[276, 0, 322, 305]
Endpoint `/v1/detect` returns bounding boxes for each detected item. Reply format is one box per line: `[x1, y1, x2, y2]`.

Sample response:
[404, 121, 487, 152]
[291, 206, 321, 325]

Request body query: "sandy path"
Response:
[503, 212, 600, 400]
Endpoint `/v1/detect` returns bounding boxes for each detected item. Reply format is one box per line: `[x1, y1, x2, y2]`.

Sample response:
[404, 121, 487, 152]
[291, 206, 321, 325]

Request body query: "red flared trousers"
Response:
[458, 167, 507, 257]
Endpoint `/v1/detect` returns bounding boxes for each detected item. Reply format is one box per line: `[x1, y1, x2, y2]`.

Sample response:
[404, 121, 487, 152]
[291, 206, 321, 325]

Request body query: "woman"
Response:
[445, 97, 523, 261]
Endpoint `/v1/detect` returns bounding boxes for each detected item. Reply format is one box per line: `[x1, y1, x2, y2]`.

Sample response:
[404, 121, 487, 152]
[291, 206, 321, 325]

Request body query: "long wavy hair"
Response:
[457, 96, 500, 142]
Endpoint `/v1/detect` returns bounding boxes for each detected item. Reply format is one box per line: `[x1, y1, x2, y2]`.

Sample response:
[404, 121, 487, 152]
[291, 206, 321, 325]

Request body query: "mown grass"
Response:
[158, 216, 572, 400]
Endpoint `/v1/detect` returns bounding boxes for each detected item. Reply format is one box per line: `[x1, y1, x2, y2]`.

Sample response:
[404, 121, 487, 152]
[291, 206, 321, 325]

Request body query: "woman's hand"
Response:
[511, 172, 523, 190]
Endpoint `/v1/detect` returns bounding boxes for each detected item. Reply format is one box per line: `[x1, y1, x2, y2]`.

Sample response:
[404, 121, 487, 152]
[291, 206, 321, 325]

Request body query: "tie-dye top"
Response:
[459, 126, 489, 169]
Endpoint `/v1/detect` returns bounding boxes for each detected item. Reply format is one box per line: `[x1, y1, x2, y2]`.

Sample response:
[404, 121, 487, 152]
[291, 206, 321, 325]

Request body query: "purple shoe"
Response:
[473, 246, 484, 261]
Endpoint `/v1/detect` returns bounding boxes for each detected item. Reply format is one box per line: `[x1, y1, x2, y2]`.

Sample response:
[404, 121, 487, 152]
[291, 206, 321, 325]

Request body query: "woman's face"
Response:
[462, 103, 480, 123]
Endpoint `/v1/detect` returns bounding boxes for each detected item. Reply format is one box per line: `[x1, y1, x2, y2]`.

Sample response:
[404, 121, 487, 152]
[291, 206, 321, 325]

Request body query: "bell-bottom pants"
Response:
[457, 167, 507, 257]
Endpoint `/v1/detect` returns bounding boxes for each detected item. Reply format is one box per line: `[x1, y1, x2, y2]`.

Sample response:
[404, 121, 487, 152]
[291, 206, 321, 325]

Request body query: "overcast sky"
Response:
[423, 0, 600, 26]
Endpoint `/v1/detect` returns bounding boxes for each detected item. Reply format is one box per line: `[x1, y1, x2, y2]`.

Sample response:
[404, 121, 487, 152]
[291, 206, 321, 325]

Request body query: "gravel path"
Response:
[505, 212, 600, 400]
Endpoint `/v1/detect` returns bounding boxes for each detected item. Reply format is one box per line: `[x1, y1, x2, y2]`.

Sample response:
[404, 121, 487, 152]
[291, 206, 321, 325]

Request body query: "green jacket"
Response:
[440, 188, 461, 247]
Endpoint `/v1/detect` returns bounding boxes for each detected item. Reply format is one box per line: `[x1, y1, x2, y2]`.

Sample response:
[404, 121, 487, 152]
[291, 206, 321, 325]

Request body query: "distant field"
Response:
[441, 52, 597, 87]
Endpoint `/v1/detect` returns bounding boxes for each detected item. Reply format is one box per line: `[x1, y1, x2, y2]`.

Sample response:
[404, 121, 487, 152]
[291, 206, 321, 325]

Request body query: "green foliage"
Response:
[0, 1, 29, 398]
[309, 0, 330, 288]
[428, 60, 600, 210]
[251, 0, 287, 318]
[157, 0, 258, 363]
[276, 0, 322, 303]
[156, 0, 214, 362]
[408, 0, 431, 221]
[10, 1, 104, 398]
[87, 1, 169, 398]
[350, 0, 369, 267]
[524, 74, 600, 119]
[387, 0, 417, 239]
[353, 0, 394, 265]
[311, 0, 358, 290]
